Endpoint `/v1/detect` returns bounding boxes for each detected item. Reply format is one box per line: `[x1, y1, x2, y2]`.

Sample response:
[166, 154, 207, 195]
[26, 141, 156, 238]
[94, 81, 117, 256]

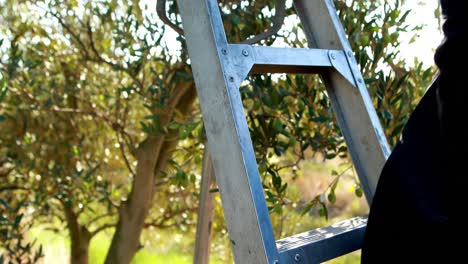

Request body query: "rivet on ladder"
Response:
[273, 260, 279, 264]
[242, 49, 249, 56]
[330, 52, 336, 60]
[294, 253, 301, 262]
[228, 76, 235, 82]
[347, 50, 353, 57]
[221, 48, 227, 55]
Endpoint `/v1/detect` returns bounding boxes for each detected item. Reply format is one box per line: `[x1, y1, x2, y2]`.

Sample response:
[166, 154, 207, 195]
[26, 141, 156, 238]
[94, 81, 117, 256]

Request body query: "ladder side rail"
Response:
[294, 0, 391, 202]
[193, 146, 216, 264]
[176, 0, 279, 263]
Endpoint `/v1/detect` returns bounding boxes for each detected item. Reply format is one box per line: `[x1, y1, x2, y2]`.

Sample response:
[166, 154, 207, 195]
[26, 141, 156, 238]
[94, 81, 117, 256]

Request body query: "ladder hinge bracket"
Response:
[327, 50, 358, 88]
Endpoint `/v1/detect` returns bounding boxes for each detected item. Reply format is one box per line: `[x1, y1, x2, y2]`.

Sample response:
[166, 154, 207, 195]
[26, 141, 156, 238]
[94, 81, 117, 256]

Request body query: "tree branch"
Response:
[90, 223, 116, 237]
[117, 132, 136, 177]
[85, 19, 123, 71]
[48, 11, 90, 58]
[241, 0, 286, 44]
[156, 0, 184, 36]
[0, 185, 29, 192]
[85, 19, 145, 90]
[87, 212, 114, 226]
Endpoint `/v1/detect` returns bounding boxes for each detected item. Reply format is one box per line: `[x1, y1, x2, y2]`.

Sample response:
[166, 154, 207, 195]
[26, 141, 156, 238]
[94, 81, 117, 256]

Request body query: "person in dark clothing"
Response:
[362, 0, 462, 262]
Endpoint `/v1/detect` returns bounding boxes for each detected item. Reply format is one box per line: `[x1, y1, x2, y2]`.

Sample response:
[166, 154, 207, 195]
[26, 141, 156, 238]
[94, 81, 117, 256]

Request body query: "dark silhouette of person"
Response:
[362, 0, 461, 262]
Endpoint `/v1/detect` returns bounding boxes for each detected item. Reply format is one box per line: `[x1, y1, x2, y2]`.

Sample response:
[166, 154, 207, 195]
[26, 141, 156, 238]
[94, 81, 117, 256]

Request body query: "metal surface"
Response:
[227, 44, 355, 87]
[294, 0, 390, 202]
[327, 50, 357, 88]
[179, 0, 390, 262]
[277, 217, 367, 263]
[176, 0, 279, 263]
[193, 146, 216, 264]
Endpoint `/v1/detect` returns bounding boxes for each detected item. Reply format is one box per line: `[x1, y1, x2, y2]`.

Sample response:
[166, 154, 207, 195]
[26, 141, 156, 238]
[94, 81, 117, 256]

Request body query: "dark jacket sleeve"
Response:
[434, 0, 466, 74]
[434, 0, 466, 139]
[361, 1, 460, 262]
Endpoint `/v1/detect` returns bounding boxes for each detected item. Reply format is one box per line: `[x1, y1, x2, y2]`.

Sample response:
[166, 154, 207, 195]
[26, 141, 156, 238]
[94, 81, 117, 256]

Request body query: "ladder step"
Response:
[276, 216, 367, 263]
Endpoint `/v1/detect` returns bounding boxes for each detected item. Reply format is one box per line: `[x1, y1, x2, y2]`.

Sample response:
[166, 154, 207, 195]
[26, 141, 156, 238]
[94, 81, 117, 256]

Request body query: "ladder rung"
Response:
[229, 44, 333, 74]
[276, 216, 367, 263]
[227, 44, 355, 86]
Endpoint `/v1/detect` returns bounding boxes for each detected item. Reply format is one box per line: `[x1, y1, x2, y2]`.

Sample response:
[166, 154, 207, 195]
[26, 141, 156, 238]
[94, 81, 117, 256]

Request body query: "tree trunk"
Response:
[64, 205, 91, 264]
[104, 136, 161, 264]
[71, 233, 91, 264]
[105, 85, 196, 264]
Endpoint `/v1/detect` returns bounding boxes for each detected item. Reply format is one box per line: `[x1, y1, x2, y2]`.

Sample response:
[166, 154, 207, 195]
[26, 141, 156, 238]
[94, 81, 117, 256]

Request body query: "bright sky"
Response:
[151, 0, 443, 67]
[400, 0, 443, 66]
[1, 0, 443, 68]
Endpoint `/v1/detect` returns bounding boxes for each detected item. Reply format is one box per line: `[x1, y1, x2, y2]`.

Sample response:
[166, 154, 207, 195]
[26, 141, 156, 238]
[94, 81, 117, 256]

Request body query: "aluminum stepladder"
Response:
[176, 0, 391, 263]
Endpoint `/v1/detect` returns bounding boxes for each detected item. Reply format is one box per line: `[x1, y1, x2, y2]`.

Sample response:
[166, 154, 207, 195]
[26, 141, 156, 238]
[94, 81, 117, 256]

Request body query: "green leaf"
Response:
[355, 184, 363, 197]
[0, 87, 7, 102]
[209, 188, 219, 193]
[174, 170, 188, 186]
[318, 202, 328, 220]
[13, 200, 25, 213]
[280, 183, 288, 193]
[272, 118, 284, 132]
[327, 191, 336, 204]
[266, 196, 278, 204]
[179, 129, 188, 139]
[231, 15, 240, 25]
[300, 201, 314, 216]
[144, 115, 159, 120]
[166, 121, 181, 130]
[72, 146, 80, 155]
[383, 110, 393, 120]
[0, 199, 10, 209]
[273, 204, 283, 214]
[13, 214, 23, 229]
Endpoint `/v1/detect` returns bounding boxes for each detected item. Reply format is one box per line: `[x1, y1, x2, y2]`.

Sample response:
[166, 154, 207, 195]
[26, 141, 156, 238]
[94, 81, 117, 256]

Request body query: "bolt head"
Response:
[221, 48, 227, 55]
[273, 260, 279, 264]
[294, 254, 301, 262]
[242, 49, 249, 56]
[330, 52, 336, 60]
[357, 78, 363, 83]
[347, 51, 353, 57]
[229, 76, 235, 82]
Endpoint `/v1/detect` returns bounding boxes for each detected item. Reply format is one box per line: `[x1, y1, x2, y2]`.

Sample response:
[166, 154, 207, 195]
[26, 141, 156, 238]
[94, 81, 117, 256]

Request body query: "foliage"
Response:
[0, 197, 44, 264]
[0, 0, 435, 263]
[219, 0, 435, 218]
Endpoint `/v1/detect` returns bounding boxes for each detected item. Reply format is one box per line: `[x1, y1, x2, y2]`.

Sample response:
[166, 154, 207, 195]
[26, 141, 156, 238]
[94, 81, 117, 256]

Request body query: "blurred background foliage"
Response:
[1, 0, 437, 263]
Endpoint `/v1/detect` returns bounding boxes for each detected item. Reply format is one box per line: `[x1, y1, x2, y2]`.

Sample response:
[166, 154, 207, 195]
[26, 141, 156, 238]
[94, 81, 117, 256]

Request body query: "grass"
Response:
[31, 228, 192, 263]
[31, 228, 226, 264]
[29, 158, 365, 264]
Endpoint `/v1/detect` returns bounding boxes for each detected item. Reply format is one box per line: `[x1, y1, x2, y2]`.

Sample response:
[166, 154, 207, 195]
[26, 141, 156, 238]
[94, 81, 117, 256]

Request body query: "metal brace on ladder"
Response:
[175, 0, 391, 263]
